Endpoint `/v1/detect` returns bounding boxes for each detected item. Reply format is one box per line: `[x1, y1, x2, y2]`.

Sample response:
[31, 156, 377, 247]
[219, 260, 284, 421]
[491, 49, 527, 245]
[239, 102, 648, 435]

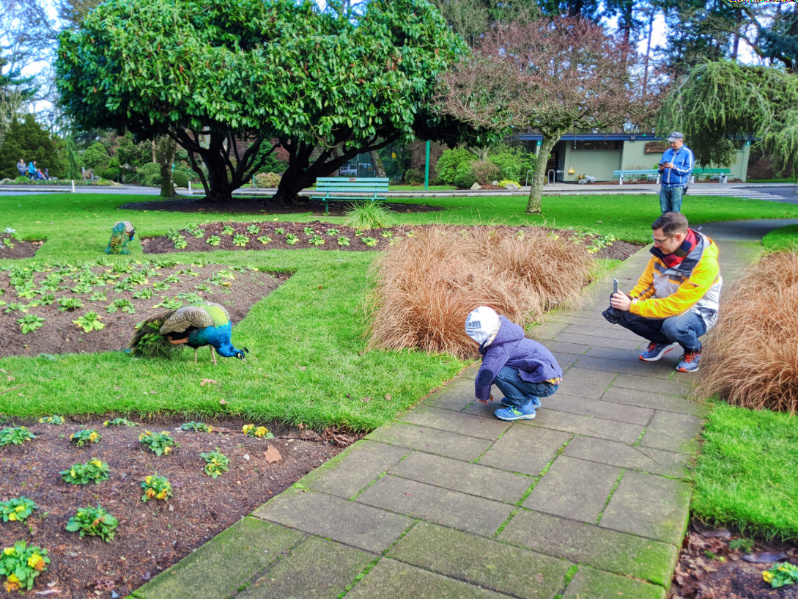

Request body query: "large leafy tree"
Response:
[658, 60, 798, 177]
[437, 17, 648, 214]
[56, 0, 488, 203]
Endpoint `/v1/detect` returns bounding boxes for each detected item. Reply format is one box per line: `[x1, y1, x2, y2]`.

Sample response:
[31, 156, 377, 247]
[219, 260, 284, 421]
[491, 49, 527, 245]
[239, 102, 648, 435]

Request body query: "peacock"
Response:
[106, 221, 136, 255]
[129, 302, 249, 365]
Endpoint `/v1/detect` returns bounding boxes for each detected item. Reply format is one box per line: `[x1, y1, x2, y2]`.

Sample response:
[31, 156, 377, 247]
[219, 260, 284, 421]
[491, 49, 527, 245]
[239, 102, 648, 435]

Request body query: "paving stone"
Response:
[610, 374, 692, 398]
[388, 522, 572, 599]
[639, 411, 704, 453]
[498, 510, 678, 586]
[546, 340, 591, 355]
[524, 456, 621, 523]
[601, 385, 704, 416]
[572, 354, 677, 378]
[423, 375, 478, 411]
[237, 536, 374, 599]
[135, 518, 303, 599]
[399, 406, 511, 440]
[558, 368, 617, 399]
[547, 315, 617, 328]
[478, 425, 571, 476]
[584, 346, 645, 362]
[304, 440, 410, 499]
[553, 352, 582, 369]
[563, 566, 666, 599]
[527, 409, 644, 444]
[544, 393, 653, 426]
[253, 489, 412, 553]
[600, 470, 691, 545]
[388, 452, 532, 504]
[356, 475, 513, 537]
[346, 558, 510, 599]
[557, 332, 642, 351]
[562, 325, 642, 342]
[530, 321, 570, 340]
[366, 421, 491, 461]
[562, 436, 690, 478]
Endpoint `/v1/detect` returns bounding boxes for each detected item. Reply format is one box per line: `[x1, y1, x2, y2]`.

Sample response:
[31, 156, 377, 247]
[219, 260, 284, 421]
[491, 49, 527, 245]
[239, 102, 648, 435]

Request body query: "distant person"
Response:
[604, 212, 722, 373]
[657, 132, 693, 213]
[465, 306, 562, 421]
[36, 168, 46, 180]
[44, 168, 49, 180]
[16, 159, 26, 177]
[27, 161, 37, 180]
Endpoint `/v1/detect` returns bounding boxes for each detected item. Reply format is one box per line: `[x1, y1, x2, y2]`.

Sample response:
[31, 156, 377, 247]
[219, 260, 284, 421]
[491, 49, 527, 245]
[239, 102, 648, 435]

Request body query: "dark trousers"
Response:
[615, 310, 706, 352]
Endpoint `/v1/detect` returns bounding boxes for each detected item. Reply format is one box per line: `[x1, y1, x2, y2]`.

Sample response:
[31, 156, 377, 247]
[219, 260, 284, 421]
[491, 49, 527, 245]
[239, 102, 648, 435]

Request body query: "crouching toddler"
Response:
[465, 306, 562, 421]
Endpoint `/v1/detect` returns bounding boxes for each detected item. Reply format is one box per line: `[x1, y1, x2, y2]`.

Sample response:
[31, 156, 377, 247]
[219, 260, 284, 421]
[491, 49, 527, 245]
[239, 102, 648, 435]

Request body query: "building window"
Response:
[573, 141, 621, 151]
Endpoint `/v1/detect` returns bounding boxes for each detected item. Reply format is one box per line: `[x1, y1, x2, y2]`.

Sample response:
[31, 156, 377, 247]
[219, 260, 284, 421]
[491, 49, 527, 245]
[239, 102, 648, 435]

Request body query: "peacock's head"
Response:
[235, 347, 249, 360]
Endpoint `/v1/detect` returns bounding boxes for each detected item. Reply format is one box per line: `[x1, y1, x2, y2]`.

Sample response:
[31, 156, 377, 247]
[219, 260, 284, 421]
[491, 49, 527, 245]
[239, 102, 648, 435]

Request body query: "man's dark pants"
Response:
[615, 310, 706, 352]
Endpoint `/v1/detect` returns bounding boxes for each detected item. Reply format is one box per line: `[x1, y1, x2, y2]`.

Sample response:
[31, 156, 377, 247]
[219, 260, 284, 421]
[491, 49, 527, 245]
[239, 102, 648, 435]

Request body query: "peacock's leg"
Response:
[194, 348, 198, 364]
[210, 346, 218, 366]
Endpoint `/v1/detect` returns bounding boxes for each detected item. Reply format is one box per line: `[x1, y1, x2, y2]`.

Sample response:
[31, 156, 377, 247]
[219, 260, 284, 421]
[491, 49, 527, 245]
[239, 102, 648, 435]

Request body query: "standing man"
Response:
[658, 132, 693, 214]
[608, 212, 721, 373]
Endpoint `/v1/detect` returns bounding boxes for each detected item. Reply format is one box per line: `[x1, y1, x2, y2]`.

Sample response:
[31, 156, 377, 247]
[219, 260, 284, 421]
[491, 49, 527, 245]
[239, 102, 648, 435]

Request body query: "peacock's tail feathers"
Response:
[159, 303, 229, 335]
[129, 311, 184, 358]
[106, 223, 129, 255]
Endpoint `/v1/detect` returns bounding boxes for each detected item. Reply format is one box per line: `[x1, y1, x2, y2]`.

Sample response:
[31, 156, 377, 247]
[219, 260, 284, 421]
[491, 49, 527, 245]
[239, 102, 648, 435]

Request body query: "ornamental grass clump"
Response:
[0, 541, 49, 593]
[66, 506, 118, 542]
[367, 226, 593, 358]
[696, 251, 798, 413]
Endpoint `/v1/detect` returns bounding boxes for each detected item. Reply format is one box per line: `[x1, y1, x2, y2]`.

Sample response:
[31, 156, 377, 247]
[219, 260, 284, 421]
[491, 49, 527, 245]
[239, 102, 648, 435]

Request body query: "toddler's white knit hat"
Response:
[465, 306, 501, 345]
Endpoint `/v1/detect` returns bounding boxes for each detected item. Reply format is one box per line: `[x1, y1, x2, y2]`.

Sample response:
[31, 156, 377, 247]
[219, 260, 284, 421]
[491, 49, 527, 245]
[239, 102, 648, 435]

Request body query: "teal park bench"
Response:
[613, 169, 660, 185]
[311, 177, 390, 214]
[691, 168, 731, 183]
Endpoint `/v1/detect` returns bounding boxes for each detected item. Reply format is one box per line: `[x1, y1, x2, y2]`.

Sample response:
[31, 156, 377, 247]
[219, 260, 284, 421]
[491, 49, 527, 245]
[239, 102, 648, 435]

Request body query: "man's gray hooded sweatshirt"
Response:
[474, 316, 563, 401]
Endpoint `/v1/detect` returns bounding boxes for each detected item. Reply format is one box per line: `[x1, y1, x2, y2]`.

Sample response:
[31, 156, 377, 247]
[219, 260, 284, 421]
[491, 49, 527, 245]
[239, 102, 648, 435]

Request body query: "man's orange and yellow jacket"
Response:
[628, 229, 723, 330]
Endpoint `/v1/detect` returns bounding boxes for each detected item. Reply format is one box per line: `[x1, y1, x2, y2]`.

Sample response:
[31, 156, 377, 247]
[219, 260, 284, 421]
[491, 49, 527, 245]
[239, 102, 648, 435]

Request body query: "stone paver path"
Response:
[132, 220, 789, 599]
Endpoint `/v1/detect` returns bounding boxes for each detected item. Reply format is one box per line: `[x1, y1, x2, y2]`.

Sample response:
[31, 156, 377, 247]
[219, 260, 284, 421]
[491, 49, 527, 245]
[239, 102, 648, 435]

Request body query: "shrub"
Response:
[696, 251, 798, 413]
[82, 142, 110, 171]
[171, 170, 189, 187]
[254, 172, 281, 187]
[403, 168, 424, 185]
[488, 144, 537, 182]
[469, 160, 500, 185]
[99, 167, 120, 181]
[452, 169, 477, 190]
[435, 148, 477, 184]
[136, 162, 162, 187]
[367, 226, 593, 358]
[344, 202, 395, 231]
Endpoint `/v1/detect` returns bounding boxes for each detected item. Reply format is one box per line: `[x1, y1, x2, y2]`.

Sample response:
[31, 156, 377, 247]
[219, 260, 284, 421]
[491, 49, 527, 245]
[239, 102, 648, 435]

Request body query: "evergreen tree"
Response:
[0, 114, 64, 179]
[0, 54, 38, 144]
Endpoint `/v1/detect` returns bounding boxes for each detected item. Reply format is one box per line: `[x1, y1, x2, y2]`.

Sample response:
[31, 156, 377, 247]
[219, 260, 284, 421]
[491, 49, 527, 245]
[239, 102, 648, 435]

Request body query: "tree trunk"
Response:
[369, 150, 386, 177]
[155, 136, 176, 198]
[526, 134, 562, 214]
[204, 157, 236, 203]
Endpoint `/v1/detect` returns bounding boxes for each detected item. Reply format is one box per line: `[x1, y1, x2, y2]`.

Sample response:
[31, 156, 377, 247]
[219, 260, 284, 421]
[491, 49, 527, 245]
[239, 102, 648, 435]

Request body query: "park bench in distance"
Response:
[691, 168, 731, 183]
[613, 169, 661, 185]
[311, 177, 390, 214]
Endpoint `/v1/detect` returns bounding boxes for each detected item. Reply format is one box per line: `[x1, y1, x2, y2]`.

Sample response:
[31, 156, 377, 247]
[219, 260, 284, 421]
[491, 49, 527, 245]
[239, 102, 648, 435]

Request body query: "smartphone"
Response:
[613, 278, 619, 295]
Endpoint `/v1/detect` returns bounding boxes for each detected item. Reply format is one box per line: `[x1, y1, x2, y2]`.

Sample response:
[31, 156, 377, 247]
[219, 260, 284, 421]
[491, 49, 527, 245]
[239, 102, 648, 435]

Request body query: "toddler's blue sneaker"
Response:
[495, 404, 536, 421]
[501, 397, 541, 409]
[639, 341, 679, 362]
[676, 350, 701, 373]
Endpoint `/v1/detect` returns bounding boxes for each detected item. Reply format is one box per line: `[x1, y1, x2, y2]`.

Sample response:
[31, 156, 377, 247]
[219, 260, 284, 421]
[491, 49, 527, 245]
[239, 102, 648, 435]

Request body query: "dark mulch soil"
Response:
[142, 221, 642, 262]
[0, 415, 357, 598]
[0, 233, 42, 260]
[670, 521, 798, 599]
[0, 264, 285, 359]
[119, 196, 443, 216]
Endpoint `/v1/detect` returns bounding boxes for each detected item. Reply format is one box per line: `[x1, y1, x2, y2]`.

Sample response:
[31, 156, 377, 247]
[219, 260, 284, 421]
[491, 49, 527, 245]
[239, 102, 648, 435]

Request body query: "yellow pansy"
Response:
[70, 469, 77, 477]
[242, 424, 254, 434]
[28, 554, 45, 570]
[207, 426, 213, 432]
[14, 505, 25, 513]
[3, 547, 15, 556]
[145, 489, 156, 499]
[164, 447, 172, 455]
[255, 427, 268, 438]
[145, 476, 153, 484]
[89, 432, 98, 441]
[7, 514, 16, 522]
[763, 571, 774, 583]
[90, 460, 102, 468]
[103, 421, 109, 426]
[156, 490, 167, 500]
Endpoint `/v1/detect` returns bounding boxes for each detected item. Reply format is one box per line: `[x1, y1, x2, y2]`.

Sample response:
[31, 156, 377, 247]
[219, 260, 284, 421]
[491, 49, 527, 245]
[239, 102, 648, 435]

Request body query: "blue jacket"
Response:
[660, 145, 694, 187]
[474, 316, 562, 401]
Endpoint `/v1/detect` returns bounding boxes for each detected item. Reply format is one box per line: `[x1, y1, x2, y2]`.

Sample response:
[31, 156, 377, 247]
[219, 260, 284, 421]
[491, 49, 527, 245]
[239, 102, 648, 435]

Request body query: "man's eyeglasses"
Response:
[652, 234, 673, 246]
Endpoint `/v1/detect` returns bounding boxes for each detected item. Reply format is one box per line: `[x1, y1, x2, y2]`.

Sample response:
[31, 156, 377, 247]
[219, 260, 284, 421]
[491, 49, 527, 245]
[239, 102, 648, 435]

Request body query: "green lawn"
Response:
[2, 191, 798, 433]
[746, 178, 798, 184]
[762, 224, 798, 252]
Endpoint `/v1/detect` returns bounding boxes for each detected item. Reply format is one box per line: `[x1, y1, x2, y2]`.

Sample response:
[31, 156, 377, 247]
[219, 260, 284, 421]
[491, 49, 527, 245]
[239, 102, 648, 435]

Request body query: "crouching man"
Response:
[608, 212, 722, 373]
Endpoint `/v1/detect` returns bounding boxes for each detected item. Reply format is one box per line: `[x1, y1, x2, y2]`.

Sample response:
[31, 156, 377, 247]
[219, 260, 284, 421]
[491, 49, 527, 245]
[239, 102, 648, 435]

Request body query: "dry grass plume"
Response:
[696, 251, 798, 413]
[366, 226, 595, 358]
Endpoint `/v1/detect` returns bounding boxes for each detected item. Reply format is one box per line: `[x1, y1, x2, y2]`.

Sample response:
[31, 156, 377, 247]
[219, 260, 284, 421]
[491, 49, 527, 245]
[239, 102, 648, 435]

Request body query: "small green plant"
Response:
[176, 291, 204, 304]
[308, 235, 325, 246]
[57, 297, 83, 311]
[380, 230, 393, 238]
[103, 417, 138, 427]
[200, 449, 229, 478]
[17, 314, 45, 334]
[763, 562, 798, 588]
[246, 224, 261, 235]
[38, 415, 64, 425]
[30, 294, 54, 306]
[274, 227, 285, 235]
[132, 288, 154, 299]
[729, 538, 756, 553]
[139, 430, 178, 456]
[0, 427, 36, 447]
[153, 297, 182, 309]
[113, 279, 134, 292]
[242, 424, 274, 439]
[141, 475, 173, 502]
[60, 459, 109, 485]
[326, 228, 339, 236]
[233, 234, 250, 247]
[221, 224, 235, 236]
[89, 291, 107, 301]
[70, 282, 93, 294]
[206, 235, 221, 246]
[72, 311, 105, 332]
[4, 302, 27, 314]
[106, 298, 135, 314]
[257, 235, 272, 245]
[173, 235, 188, 250]
[186, 223, 205, 237]
[163, 275, 180, 283]
[194, 283, 212, 293]
[337, 235, 351, 246]
[128, 272, 148, 285]
[361, 237, 378, 247]
[66, 506, 118, 542]
[180, 422, 213, 432]
[303, 226, 315, 235]
[285, 233, 299, 245]
[69, 429, 101, 447]
[152, 280, 171, 291]
[0, 541, 49, 593]
[0, 497, 37, 522]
